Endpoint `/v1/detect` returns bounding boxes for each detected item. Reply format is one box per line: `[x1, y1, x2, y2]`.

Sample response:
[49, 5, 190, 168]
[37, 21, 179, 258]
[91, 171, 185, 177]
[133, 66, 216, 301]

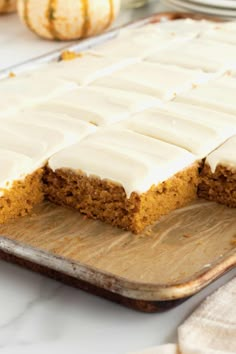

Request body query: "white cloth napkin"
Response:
[130, 277, 236, 354]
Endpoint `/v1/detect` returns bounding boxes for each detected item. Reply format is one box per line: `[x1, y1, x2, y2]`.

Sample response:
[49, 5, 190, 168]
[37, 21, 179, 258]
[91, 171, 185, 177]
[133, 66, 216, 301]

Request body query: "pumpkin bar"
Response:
[116, 105, 235, 157]
[91, 19, 215, 60]
[146, 38, 236, 73]
[0, 113, 94, 224]
[92, 62, 209, 100]
[199, 136, 236, 207]
[0, 75, 76, 118]
[34, 86, 159, 126]
[177, 76, 236, 116]
[32, 54, 138, 86]
[45, 128, 199, 233]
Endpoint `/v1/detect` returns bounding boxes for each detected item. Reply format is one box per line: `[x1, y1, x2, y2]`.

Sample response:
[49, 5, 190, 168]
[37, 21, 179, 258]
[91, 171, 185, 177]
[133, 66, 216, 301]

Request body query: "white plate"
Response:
[164, 0, 236, 18]
[185, 0, 236, 10]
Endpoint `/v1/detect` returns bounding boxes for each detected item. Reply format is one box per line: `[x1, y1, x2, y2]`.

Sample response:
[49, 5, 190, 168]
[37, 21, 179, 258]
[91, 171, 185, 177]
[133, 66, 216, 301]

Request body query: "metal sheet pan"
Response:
[0, 12, 235, 312]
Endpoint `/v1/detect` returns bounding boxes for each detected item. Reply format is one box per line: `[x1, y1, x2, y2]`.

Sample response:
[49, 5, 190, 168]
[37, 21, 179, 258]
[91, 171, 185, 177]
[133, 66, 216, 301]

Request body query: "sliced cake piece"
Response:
[32, 54, 138, 86]
[199, 136, 236, 208]
[177, 76, 236, 116]
[35, 86, 159, 126]
[90, 23, 193, 60]
[116, 106, 235, 157]
[146, 38, 236, 73]
[45, 128, 199, 233]
[0, 75, 76, 117]
[0, 116, 94, 224]
[91, 19, 215, 60]
[92, 62, 209, 100]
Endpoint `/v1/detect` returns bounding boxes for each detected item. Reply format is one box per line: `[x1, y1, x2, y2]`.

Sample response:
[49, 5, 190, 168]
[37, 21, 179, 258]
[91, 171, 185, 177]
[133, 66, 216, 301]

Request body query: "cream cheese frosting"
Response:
[35, 86, 159, 126]
[147, 38, 236, 73]
[206, 136, 236, 173]
[156, 18, 214, 36]
[116, 107, 234, 157]
[32, 54, 138, 86]
[93, 62, 209, 100]
[177, 76, 236, 115]
[49, 128, 197, 198]
[201, 22, 236, 45]
[0, 75, 77, 108]
[91, 19, 214, 60]
[90, 28, 191, 60]
[162, 101, 236, 131]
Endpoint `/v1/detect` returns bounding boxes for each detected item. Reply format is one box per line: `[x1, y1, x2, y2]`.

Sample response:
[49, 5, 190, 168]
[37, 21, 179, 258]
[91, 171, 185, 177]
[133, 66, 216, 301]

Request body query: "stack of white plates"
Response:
[163, 0, 236, 19]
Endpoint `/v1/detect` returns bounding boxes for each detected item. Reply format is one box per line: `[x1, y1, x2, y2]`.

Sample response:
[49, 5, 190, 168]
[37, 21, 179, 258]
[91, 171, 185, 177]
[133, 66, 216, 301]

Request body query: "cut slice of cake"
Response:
[34, 86, 159, 126]
[45, 128, 199, 233]
[92, 62, 209, 100]
[0, 115, 94, 224]
[177, 76, 236, 116]
[146, 38, 236, 73]
[198, 136, 236, 208]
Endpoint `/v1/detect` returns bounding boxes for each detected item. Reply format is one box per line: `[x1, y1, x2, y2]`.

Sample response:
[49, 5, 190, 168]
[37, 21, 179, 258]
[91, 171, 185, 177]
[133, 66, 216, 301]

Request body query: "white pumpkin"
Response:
[17, 0, 120, 40]
[0, 0, 16, 13]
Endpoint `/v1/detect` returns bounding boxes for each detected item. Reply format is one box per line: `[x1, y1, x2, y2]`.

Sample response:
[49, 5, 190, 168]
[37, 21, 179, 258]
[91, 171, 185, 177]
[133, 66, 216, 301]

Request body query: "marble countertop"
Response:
[0, 2, 235, 354]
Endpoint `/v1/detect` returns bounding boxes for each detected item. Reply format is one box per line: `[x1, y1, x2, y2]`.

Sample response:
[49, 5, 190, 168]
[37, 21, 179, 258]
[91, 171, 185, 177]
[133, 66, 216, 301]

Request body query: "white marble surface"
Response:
[0, 2, 235, 354]
[0, 261, 234, 354]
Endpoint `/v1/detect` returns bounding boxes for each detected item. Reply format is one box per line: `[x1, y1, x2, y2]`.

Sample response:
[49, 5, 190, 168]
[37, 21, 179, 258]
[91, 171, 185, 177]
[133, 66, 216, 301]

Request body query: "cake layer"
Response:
[35, 86, 159, 126]
[0, 168, 44, 224]
[116, 106, 234, 157]
[177, 76, 236, 115]
[147, 38, 236, 73]
[44, 163, 199, 234]
[93, 62, 209, 100]
[198, 136, 236, 208]
[48, 128, 197, 197]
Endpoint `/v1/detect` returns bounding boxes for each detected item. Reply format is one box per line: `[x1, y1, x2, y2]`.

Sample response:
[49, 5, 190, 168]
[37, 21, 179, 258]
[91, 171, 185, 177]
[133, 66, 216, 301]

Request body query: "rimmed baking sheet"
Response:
[0, 12, 235, 312]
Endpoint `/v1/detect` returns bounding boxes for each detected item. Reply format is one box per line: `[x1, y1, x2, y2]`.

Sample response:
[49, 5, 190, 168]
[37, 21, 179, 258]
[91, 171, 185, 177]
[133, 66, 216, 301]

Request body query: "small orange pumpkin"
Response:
[17, 0, 120, 40]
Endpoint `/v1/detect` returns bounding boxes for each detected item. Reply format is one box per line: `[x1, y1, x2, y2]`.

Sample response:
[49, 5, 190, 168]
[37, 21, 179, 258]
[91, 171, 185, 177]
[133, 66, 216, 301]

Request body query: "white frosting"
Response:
[49, 128, 196, 198]
[33, 54, 138, 86]
[91, 26, 191, 60]
[201, 21, 236, 45]
[36, 86, 159, 126]
[0, 76, 76, 116]
[163, 101, 236, 131]
[0, 113, 94, 192]
[206, 136, 236, 173]
[91, 19, 214, 60]
[147, 38, 236, 73]
[116, 107, 234, 157]
[156, 18, 214, 36]
[93, 62, 209, 100]
[177, 76, 236, 115]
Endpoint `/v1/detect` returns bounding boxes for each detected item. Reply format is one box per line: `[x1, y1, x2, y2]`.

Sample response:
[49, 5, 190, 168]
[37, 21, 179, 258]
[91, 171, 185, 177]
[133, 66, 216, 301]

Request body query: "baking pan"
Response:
[0, 12, 235, 312]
